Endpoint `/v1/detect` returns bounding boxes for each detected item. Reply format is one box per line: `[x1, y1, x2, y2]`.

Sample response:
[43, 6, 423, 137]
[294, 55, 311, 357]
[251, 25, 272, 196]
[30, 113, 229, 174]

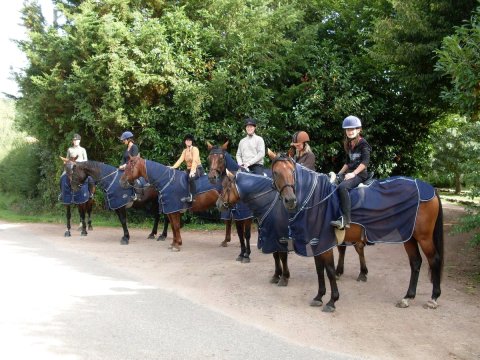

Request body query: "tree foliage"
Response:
[12, 0, 478, 203]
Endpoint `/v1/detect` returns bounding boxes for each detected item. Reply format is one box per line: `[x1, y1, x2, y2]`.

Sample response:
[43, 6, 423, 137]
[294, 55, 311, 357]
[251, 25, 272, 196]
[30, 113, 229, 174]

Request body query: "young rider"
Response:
[171, 134, 204, 203]
[330, 116, 372, 229]
[67, 133, 94, 197]
[118, 131, 139, 170]
[236, 117, 266, 175]
[289, 131, 315, 171]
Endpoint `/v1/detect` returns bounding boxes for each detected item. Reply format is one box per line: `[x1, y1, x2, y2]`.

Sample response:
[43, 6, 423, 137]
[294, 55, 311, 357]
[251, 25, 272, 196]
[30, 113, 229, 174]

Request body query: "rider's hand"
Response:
[344, 172, 356, 180]
[189, 172, 196, 178]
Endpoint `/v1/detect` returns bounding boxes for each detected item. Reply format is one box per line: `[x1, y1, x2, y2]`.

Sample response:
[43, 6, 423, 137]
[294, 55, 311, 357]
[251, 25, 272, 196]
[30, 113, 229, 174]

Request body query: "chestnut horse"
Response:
[120, 156, 253, 256]
[207, 142, 290, 285]
[60, 157, 95, 237]
[64, 158, 163, 244]
[269, 152, 444, 312]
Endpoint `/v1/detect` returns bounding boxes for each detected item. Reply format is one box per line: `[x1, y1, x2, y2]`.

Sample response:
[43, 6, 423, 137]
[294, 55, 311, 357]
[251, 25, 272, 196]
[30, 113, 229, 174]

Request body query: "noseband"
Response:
[208, 147, 226, 178]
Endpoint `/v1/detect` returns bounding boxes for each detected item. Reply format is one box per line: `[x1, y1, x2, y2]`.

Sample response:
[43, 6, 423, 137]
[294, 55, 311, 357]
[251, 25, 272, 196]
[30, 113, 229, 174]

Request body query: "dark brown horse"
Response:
[269, 152, 444, 311]
[207, 142, 290, 284]
[64, 158, 164, 244]
[60, 157, 94, 237]
[120, 156, 253, 256]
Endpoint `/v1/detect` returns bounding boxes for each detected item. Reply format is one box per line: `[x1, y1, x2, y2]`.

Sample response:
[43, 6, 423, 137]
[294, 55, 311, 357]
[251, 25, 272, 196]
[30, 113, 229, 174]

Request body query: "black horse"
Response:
[64, 158, 166, 245]
[60, 158, 95, 237]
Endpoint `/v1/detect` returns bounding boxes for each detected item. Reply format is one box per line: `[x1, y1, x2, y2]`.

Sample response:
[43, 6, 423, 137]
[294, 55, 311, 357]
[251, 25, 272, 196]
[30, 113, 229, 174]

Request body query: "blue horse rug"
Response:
[233, 172, 293, 254]
[59, 173, 90, 205]
[144, 160, 222, 214]
[288, 164, 437, 256]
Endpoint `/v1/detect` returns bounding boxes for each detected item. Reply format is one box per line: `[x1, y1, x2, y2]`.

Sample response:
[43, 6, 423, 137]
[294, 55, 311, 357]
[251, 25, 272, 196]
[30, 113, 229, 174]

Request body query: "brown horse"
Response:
[64, 158, 164, 244]
[207, 142, 290, 285]
[269, 151, 444, 311]
[120, 156, 253, 256]
[60, 157, 95, 237]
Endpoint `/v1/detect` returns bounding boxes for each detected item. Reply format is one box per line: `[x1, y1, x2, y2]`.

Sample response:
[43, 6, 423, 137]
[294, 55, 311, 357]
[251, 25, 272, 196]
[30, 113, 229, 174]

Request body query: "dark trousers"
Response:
[186, 166, 204, 195]
[337, 175, 363, 224]
[248, 164, 264, 175]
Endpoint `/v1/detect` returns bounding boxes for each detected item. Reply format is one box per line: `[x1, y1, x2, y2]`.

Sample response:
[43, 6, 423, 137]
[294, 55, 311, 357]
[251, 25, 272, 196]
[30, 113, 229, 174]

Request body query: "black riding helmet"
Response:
[184, 134, 195, 142]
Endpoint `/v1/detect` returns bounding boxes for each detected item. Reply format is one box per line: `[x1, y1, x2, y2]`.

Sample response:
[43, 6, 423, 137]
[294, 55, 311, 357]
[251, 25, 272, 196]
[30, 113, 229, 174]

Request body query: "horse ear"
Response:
[267, 148, 276, 160]
[222, 141, 229, 150]
[226, 169, 234, 179]
[207, 141, 213, 150]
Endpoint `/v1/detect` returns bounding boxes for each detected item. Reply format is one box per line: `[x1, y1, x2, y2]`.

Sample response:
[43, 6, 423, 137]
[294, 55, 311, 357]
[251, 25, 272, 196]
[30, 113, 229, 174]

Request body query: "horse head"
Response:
[217, 169, 240, 210]
[120, 155, 146, 189]
[269, 149, 297, 211]
[207, 141, 229, 184]
[60, 155, 85, 191]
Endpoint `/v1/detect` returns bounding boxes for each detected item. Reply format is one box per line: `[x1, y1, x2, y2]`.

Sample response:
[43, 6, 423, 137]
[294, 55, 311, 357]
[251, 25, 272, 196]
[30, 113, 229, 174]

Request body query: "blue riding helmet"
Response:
[342, 116, 362, 129]
[119, 131, 134, 141]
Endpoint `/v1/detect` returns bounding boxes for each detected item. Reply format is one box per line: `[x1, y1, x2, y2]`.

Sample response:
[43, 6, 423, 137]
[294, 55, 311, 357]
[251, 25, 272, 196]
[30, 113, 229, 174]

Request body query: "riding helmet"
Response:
[244, 117, 256, 127]
[342, 116, 362, 129]
[72, 133, 81, 140]
[119, 131, 134, 141]
[291, 131, 310, 145]
[184, 134, 195, 142]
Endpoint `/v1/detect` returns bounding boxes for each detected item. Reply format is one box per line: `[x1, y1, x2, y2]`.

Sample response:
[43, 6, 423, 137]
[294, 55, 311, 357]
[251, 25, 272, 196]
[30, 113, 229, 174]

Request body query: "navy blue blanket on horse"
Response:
[59, 173, 90, 205]
[144, 160, 222, 214]
[233, 172, 291, 253]
[289, 164, 438, 256]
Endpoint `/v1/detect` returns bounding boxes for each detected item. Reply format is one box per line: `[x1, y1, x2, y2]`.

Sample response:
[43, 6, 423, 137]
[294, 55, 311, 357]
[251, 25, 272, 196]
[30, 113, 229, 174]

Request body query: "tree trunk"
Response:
[454, 173, 462, 194]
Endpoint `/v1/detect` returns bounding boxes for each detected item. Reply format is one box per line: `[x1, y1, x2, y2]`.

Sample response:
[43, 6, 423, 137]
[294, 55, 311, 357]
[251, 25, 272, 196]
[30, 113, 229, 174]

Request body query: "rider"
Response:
[236, 117, 265, 175]
[118, 131, 139, 170]
[66, 133, 94, 197]
[330, 116, 372, 230]
[289, 131, 316, 171]
[171, 134, 204, 203]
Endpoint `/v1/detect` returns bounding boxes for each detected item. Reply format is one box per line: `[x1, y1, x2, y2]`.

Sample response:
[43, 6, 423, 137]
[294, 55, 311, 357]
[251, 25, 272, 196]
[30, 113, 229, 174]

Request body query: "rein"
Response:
[271, 155, 296, 198]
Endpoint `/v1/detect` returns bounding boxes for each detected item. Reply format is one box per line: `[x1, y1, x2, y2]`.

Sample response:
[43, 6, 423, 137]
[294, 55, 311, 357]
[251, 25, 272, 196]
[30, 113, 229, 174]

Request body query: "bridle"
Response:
[219, 173, 237, 209]
[208, 147, 226, 179]
[124, 157, 148, 187]
[271, 154, 296, 197]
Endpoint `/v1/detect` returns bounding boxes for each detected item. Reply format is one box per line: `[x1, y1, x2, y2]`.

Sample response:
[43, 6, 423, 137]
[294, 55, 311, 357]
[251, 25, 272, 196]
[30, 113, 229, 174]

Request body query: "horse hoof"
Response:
[310, 299, 323, 307]
[236, 256, 243, 261]
[277, 277, 288, 287]
[322, 305, 336, 313]
[64, 231, 71, 237]
[88, 226, 93, 230]
[147, 234, 155, 239]
[81, 231, 88, 236]
[171, 246, 180, 252]
[157, 235, 167, 241]
[121, 238, 129, 245]
[356, 274, 367, 282]
[396, 298, 410, 308]
[270, 276, 280, 284]
[423, 299, 438, 309]
[220, 241, 228, 247]
[242, 257, 250, 264]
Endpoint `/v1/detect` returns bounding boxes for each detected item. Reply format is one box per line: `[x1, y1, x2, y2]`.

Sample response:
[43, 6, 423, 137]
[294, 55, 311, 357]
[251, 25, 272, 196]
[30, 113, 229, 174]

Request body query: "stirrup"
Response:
[132, 194, 138, 201]
[330, 217, 350, 230]
[181, 194, 193, 203]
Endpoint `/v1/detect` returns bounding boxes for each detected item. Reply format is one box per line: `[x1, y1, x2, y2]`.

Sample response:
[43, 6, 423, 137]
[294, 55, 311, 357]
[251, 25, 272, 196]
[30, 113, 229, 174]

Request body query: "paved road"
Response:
[0, 223, 358, 360]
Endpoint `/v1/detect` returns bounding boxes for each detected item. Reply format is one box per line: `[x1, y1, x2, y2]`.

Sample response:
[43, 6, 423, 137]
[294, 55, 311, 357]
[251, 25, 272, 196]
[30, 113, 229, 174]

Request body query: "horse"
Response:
[63, 158, 164, 245]
[269, 152, 444, 311]
[207, 142, 290, 284]
[119, 155, 252, 256]
[60, 157, 95, 237]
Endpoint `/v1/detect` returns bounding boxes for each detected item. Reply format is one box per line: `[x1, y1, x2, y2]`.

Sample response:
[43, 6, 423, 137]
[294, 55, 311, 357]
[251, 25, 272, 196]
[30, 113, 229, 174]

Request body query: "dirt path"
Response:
[22, 203, 480, 359]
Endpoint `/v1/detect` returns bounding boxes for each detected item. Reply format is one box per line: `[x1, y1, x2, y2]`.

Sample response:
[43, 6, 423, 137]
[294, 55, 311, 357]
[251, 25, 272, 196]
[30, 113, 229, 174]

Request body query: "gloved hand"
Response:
[189, 172, 196, 178]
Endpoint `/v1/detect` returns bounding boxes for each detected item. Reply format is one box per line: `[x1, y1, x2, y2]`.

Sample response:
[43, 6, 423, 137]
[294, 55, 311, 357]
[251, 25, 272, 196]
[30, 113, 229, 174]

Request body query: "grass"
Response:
[0, 193, 226, 231]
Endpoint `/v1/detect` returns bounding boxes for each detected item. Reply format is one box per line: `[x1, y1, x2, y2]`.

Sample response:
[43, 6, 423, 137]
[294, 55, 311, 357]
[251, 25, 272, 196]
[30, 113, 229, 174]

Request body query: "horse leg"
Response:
[235, 220, 247, 262]
[353, 242, 368, 282]
[148, 212, 159, 240]
[157, 214, 168, 241]
[65, 205, 71, 237]
[311, 255, 326, 307]
[396, 238, 422, 308]
[78, 205, 88, 236]
[115, 207, 130, 245]
[335, 245, 346, 279]
[242, 219, 252, 264]
[87, 200, 93, 230]
[270, 252, 282, 284]
[167, 213, 182, 251]
[278, 251, 289, 286]
[221, 219, 232, 247]
[321, 250, 340, 312]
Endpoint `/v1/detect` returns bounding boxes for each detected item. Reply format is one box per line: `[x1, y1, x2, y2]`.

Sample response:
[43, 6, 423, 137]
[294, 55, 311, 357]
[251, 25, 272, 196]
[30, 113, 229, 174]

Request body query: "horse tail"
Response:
[431, 190, 444, 283]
